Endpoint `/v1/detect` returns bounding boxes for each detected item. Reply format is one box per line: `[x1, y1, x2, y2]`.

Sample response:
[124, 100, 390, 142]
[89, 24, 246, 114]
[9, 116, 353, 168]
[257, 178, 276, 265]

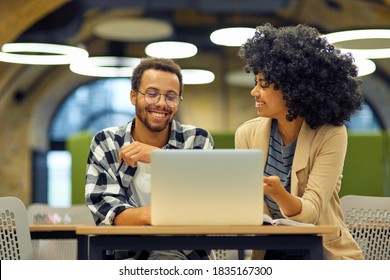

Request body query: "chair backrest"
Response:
[340, 195, 390, 260]
[212, 249, 241, 260]
[0, 196, 33, 260]
[26, 203, 94, 260]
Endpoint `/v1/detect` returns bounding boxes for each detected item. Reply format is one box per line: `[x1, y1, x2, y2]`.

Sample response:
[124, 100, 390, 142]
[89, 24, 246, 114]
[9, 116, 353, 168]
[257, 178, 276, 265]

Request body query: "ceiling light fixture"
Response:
[325, 29, 390, 59]
[145, 41, 198, 59]
[93, 18, 173, 42]
[70, 56, 140, 77]
[0, 43, 89, 65]
[210, 27, 256, 47]
[182, 69, 215, 85]
[354, 58, 376, 77]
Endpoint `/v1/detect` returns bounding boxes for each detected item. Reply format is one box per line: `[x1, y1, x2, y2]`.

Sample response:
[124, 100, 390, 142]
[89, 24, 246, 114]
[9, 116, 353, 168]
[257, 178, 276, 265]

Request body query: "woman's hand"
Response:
[263, 175, 285, 196]
[263, 175, 302, 217]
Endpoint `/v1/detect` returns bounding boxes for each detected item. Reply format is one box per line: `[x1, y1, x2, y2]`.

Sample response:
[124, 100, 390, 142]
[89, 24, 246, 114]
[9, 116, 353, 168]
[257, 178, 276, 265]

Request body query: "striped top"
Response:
[264, 119, 297, 219]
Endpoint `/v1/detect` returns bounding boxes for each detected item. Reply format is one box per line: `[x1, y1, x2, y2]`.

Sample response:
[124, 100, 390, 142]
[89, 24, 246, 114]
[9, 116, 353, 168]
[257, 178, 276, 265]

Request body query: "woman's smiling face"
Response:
[251, 73, 288, 120]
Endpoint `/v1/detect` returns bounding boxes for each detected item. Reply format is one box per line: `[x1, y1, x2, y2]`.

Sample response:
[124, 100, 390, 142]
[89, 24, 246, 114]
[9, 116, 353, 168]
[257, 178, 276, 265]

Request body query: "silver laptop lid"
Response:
[151, 149, 264, 226]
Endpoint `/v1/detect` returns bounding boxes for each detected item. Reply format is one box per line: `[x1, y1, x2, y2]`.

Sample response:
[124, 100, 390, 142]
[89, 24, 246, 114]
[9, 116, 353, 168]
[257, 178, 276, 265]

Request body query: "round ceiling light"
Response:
[210, 27, 256, 47]
[182, 69, 215, 85]
[354, 58, 376, 77]
[0, 43, 89, 65]
[70, 56, 141, 77]
[93, 18, 173, 41]
[325, 29, 390, 59]
[145, 41, 198, 59]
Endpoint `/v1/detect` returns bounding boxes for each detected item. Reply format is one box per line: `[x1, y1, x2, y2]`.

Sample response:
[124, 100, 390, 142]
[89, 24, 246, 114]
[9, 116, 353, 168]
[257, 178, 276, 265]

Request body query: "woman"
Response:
[235, 23, 364, 260]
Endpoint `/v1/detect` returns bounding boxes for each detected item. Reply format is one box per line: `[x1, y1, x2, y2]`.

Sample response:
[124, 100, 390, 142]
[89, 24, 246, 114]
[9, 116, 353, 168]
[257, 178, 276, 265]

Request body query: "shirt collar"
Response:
[126, 118, 180, 149]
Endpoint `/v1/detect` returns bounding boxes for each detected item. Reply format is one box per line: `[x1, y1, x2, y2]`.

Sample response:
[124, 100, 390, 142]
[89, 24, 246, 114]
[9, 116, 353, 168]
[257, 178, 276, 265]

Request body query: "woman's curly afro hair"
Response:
[239, 23, 364, 129]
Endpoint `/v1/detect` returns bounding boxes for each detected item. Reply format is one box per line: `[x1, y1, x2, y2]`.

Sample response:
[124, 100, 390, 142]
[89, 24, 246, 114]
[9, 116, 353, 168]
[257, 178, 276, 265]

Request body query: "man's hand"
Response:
[118, 141, 159, 167]
[114, 206, 151, 225]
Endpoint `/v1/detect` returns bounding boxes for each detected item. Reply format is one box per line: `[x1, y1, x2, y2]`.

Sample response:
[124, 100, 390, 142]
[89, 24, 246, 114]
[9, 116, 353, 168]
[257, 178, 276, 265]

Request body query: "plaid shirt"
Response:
[85, 119, 214, 259]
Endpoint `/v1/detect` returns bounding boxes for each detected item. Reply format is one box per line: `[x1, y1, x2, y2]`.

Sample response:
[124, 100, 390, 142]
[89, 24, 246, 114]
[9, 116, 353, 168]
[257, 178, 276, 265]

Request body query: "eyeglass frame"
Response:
[137, 88, 183, 108]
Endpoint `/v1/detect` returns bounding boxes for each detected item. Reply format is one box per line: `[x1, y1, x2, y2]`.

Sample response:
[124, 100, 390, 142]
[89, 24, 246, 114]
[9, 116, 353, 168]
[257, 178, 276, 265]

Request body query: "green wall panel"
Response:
[340, 133, 385, 197]
[66, 131, 93, 205]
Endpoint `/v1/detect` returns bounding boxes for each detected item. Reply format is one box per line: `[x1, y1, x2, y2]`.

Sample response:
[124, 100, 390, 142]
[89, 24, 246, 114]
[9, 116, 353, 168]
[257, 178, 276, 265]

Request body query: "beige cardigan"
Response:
[235, 117, 364, 260]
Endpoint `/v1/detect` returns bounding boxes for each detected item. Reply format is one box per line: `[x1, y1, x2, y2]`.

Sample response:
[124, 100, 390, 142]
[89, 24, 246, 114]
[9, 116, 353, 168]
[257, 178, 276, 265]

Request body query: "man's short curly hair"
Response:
[239, 23, 363, 129]
[131, 57, 183, 96]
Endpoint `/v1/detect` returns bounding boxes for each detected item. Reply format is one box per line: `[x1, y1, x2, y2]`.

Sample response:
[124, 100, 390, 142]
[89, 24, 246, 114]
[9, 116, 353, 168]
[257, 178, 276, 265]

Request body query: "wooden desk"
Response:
[76, 225, 339, 260]
[30, 225, 88, 260]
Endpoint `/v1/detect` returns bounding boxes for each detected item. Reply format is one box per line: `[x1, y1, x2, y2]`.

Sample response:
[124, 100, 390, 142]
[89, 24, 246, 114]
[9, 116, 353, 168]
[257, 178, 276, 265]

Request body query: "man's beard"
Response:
[135, 105, 172, 132]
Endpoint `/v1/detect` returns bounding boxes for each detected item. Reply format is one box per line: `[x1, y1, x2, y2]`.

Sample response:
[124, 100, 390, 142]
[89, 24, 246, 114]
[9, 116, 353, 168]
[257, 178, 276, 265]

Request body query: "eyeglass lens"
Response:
[142, 90, 181, 107]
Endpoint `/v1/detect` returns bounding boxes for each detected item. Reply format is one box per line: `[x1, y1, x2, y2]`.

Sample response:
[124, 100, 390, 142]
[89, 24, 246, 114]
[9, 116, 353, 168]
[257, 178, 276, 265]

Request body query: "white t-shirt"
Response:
[130, 162, 151, 206]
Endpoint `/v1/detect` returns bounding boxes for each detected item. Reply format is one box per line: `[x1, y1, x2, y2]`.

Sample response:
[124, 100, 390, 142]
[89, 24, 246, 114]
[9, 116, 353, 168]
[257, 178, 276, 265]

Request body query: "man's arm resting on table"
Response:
[113, 206, 151, 225]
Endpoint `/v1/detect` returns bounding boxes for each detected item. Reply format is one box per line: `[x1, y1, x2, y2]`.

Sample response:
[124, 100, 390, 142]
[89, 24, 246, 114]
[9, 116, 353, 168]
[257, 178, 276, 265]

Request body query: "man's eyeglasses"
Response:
[138, 89, 183, 108]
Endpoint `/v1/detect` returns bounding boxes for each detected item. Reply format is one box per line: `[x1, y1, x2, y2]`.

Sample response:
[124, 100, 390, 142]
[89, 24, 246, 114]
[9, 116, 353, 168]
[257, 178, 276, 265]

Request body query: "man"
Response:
[85, 57, 214, 260]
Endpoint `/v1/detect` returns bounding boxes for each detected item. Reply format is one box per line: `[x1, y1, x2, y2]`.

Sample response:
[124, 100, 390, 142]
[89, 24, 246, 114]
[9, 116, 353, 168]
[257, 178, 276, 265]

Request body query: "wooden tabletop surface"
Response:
[29, 224, 84, 231]
[75, 225, 339, 235]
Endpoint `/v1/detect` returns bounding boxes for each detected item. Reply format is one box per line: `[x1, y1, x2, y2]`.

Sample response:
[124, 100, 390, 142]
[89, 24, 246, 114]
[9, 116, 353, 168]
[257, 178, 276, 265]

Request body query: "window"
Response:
[48, 78, 134, 206]
[345, 102, 382, 132]
[50, 78, 134, 141]
[47, 151, 71, 207]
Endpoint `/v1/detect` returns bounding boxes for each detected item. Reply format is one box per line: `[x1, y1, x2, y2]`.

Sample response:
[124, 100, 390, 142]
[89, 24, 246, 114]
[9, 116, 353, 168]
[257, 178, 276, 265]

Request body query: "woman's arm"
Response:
[264, 175, 302, 216]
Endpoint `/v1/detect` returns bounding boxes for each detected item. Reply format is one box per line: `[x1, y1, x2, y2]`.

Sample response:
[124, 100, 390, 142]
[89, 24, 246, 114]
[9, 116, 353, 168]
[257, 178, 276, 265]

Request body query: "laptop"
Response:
[151, 149, 264, 226]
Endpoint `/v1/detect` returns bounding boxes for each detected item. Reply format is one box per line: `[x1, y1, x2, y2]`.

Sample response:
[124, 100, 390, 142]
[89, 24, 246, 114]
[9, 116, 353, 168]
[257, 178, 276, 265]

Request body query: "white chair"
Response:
[340, 195, 390, 260]
[26, 203, 94, 260]
[0, 196, 33, 260]
[212, 249, 242, 260]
